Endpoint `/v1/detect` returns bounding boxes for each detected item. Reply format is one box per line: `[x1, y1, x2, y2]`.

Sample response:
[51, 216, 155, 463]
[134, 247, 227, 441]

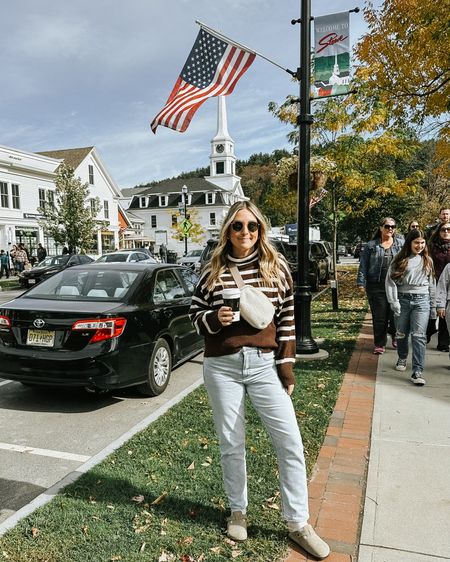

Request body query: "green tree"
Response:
[38, 163, 102, 253]
[354, 0, 450, 135]
[169, 208, 205, 245]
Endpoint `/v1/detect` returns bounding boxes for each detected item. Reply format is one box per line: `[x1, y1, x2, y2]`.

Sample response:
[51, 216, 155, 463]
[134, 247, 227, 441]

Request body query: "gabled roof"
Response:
[121, 186, 149, 198]
[37, 147, 94, 170]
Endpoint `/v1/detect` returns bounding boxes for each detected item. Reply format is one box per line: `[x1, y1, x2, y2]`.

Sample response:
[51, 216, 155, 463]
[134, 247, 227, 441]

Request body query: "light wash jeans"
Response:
[203, 347, 309, 525]
[396, 293, 430, 373]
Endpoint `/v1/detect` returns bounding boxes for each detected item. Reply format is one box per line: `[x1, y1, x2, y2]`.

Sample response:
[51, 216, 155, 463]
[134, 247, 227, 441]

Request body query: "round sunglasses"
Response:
[231, 221, 260, 233]
[440, 227, 450, 233]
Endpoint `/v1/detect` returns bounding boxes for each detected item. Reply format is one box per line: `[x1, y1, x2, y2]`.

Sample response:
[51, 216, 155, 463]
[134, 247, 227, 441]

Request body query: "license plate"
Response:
[28, 279, 36, 284]
[27, 329, 55, 347]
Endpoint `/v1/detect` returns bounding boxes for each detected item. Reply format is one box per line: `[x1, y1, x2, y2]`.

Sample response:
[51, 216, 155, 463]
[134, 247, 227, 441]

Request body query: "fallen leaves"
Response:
[151, 491, 168, 505]
[30, 527, 39, 538]
[131, 494, 145, 503]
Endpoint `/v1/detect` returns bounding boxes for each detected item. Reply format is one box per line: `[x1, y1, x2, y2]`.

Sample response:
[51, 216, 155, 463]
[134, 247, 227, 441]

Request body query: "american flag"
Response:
[151, 27, 256, 133]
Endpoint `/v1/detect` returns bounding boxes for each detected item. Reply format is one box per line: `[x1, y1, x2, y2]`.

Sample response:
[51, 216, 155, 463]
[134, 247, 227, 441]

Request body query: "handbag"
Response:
[229, 265, 275, 330]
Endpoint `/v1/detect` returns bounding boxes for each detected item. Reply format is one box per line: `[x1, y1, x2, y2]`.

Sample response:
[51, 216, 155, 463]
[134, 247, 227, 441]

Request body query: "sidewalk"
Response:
[286, 315, 450, 562]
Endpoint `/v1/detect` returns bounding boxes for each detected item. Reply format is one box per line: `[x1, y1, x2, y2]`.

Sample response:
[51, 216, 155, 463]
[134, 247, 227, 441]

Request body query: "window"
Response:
[90, 198, 97, 215]
[133, 222, 142, 231]
[139, 196, 146, 208]
[88, 165, 94, 185]
[210, 212, 216, 226]
[215, 161, 225, 174]
[206, 192, 215, 204]
[172, 214, 177, 226]
[12, 184, 20, 209]
[159, 195, 168, 207]
[104, 200, 109, 219]
[38, 188, 46, 210]
[153, 270, 186, 303]
[0, 182, 8, 207]
[178, 268, 199, 296]
[151, 215, 157, 228]
[47, 190, 55, 209]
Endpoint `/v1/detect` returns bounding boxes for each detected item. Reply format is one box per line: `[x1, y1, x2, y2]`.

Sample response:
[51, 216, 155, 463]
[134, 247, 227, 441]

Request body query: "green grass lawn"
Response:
[0, 268, 367, 562]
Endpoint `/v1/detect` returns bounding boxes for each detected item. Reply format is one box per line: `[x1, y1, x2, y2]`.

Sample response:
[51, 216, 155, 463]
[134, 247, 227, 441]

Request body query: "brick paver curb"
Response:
[285, 314, 377, 562]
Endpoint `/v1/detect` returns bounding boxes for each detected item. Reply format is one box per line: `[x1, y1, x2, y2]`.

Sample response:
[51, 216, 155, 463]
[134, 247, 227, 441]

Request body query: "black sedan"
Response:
[19, 254, 94, 288]
[0, 263, 203, 396]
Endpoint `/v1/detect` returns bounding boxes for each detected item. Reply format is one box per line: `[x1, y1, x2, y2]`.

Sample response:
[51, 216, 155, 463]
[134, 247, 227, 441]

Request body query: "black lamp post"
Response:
[292, 0, 319, 354]
[181, 184, 188, 256]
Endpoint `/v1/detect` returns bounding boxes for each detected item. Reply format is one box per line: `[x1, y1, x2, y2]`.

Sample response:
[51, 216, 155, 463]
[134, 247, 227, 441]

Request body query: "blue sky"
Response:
[0, 0, 373, 188]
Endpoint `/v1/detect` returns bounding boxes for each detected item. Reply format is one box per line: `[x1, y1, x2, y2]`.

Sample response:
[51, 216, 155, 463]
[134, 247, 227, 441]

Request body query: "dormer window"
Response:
[206, 193, 215, 205]
[139, 196, 146, 208]
[159, 195, 168, 207]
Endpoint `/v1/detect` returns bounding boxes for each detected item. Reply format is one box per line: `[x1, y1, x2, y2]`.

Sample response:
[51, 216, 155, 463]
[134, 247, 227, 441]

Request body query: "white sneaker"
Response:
[395, 358, 407, 371]
[411, 372, 426, 386]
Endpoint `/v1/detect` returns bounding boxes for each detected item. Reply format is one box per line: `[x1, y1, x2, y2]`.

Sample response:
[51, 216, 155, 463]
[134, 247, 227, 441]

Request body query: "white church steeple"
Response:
[206, 96, 243, 192]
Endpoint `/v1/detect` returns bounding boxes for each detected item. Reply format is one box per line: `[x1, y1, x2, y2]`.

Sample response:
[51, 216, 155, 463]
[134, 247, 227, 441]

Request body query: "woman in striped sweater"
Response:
[189, 201, 329, 560]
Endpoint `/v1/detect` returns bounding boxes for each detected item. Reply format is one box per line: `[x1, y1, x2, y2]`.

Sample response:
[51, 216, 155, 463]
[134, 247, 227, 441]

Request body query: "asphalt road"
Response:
[0, 289, 204, 533]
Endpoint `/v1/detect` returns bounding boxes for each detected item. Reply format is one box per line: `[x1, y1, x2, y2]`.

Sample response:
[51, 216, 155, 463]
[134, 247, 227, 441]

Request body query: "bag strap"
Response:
[229, 264, 245, 289]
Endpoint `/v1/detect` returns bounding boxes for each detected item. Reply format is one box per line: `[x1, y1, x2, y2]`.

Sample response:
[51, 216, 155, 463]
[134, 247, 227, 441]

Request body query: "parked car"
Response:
[353, 242, 367, 259]
[199, 238, 329, 292]
[0, 263, 203, 396]
[177, 249, 202, 271]
[18, 254, 94, 288]
[337, 245, 348, 256]
[96, 250, 156, 263]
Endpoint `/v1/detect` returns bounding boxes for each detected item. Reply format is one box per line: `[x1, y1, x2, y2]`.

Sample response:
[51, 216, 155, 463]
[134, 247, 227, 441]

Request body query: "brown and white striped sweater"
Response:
[189, 250, 296, 386]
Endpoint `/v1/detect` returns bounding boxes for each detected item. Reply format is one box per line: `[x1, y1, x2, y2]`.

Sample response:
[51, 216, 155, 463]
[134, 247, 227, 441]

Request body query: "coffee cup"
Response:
[222, 287, 240, 322]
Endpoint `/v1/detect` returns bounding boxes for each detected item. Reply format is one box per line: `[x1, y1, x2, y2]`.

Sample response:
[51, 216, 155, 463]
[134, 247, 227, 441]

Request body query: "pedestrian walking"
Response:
[13, 245, 28, 273]
[189, 201, 330, 559]
[428, 220, 450, 351]
[385, 229, 436, 386]
[407, 219, 420, 231]
[37, 243, 47, 262]
[436, 262, 450, 361]
[425, 207, 450, 241]
[0, 250, 10, 278]
[159, 243, 167, 263]
[357, 217, 404, 354]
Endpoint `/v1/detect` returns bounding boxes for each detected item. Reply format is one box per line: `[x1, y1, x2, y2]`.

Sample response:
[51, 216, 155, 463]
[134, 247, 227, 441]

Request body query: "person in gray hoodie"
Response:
[386, 229, 436, 386]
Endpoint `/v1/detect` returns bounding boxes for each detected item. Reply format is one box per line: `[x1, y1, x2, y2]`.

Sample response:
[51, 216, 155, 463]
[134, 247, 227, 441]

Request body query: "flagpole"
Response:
[195, 20, 296, 77]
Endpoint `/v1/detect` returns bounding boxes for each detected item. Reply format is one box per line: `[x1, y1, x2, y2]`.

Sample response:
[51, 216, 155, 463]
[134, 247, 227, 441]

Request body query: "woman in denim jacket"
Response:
[357, 217, 404, 354]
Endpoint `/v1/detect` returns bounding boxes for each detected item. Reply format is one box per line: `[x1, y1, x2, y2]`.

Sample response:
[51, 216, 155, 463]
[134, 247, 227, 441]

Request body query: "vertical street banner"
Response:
[313, 12, 350, 98]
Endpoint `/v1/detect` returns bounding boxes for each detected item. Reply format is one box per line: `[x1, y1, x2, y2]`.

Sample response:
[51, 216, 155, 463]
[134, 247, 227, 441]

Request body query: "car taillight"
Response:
[71, 317, 127, 343]
[0, 315, 11, 330]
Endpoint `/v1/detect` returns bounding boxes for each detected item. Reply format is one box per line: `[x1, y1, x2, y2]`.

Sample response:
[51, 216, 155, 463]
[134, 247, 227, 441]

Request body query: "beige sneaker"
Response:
[289, 524, 330, 559]
[226, 511, 247, 541]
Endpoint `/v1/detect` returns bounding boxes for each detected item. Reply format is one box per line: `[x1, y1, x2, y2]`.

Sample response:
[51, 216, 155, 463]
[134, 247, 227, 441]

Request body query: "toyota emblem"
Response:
[33, 319, 45, 329]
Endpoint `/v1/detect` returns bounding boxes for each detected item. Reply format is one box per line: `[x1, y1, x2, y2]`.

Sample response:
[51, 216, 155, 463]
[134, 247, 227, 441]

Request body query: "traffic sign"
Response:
[180, 218, 192, 235]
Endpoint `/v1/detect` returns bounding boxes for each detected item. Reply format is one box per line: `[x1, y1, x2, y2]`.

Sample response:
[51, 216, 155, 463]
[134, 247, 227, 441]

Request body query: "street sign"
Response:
[180, 218, 192, 235]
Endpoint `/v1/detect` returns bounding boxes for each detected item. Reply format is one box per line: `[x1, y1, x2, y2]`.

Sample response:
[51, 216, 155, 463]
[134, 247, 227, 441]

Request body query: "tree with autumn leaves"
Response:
[354, 0, 449, 139]
[266, 0, 448, 241]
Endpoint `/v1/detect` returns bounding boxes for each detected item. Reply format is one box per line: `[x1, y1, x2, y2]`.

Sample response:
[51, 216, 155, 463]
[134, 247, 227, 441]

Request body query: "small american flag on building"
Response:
[151, 27, 256, 133]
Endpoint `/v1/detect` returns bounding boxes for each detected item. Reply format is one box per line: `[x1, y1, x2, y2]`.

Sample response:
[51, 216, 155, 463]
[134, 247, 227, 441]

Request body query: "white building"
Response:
[122, 96, 248, 257]
[0, 145, 121, 257]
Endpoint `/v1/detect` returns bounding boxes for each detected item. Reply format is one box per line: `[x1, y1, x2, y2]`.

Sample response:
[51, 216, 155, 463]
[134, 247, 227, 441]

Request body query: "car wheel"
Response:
[139, 338, 172, 396]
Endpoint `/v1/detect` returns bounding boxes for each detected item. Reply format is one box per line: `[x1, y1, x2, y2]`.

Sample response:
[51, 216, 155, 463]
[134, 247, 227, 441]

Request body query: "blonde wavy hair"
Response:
[206, 201, 282, 290]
